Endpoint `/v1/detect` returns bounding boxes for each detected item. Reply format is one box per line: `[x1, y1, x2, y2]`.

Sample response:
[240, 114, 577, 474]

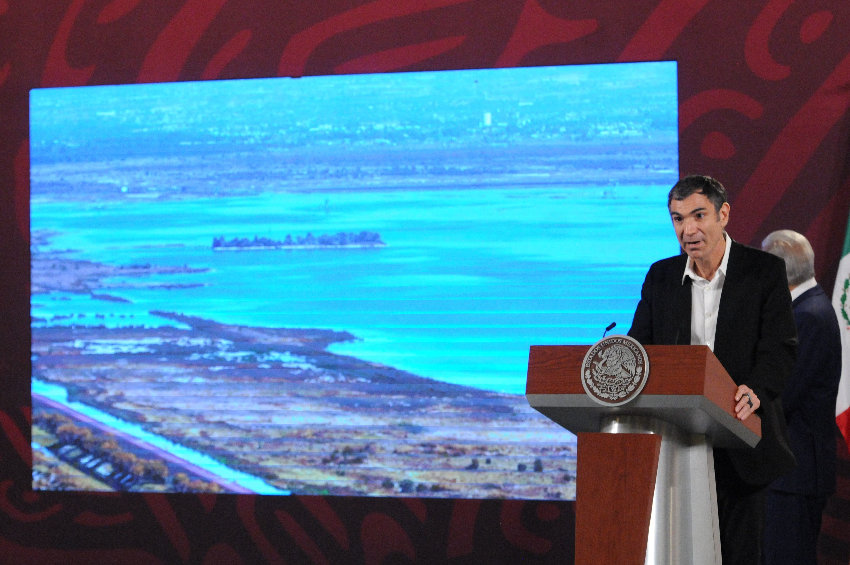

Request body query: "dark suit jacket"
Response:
[770, 284, 842, 495]
[628, 240, 798, 486]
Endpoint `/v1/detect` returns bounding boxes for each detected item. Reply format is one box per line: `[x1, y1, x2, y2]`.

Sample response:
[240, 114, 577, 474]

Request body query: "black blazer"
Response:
[628, 240, 798, 486]
[770, 284, 842, 495]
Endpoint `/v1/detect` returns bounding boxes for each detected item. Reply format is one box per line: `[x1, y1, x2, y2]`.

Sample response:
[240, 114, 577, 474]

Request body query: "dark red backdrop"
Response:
[2, 1, 850, 563]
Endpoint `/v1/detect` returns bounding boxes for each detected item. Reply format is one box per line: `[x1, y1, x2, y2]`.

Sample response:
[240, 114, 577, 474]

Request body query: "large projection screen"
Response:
[30, 61, 679, 498]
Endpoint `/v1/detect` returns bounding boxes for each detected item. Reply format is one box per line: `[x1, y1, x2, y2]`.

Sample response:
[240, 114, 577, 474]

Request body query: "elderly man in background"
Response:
[761, 229, 842, 565]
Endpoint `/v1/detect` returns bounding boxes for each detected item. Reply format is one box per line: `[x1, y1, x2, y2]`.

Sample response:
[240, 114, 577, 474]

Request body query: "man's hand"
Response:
[734, 385, 760, 420]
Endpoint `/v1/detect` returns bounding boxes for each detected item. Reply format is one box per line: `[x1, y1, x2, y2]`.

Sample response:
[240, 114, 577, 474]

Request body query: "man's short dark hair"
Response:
[668, 175, 728, 212]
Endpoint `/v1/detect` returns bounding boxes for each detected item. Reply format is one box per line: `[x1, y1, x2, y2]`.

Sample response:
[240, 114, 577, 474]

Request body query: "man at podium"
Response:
[628, 175, 797, 565]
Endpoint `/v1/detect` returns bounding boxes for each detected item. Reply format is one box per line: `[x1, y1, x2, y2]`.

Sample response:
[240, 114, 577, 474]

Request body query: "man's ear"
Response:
[719, 202, 730, 227]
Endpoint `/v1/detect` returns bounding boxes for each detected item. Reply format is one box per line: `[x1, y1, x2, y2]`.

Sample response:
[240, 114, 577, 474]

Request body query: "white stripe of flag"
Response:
[831, 223, 850, 451]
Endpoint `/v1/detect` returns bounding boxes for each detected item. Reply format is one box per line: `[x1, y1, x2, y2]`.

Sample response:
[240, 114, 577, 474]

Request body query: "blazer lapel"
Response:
[715, 240, 742, 355]
[675, 276, 692, 345]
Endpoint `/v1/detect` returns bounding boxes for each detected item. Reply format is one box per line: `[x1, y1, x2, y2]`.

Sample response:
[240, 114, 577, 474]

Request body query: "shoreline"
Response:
[32, 311, 576, 498]
[30, 234, 577, 499]
[212, 243, 385, 251]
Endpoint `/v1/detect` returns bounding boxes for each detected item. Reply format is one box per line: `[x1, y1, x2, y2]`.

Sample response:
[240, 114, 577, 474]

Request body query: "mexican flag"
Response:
[832, 215, 850, 451]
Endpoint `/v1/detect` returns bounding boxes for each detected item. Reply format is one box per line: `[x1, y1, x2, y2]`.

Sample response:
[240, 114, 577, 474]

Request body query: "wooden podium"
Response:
[526, 344, 761, 565]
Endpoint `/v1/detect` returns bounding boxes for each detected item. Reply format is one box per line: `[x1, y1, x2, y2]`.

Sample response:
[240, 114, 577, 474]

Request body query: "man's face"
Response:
[669, 192, 730, 264]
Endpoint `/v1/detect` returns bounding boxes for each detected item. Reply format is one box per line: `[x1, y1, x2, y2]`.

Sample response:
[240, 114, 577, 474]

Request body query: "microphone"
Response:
[603, 322, 616, 338]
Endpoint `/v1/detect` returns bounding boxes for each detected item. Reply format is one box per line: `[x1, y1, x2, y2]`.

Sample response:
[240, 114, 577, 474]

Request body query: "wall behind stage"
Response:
[2, 1, 850, 563]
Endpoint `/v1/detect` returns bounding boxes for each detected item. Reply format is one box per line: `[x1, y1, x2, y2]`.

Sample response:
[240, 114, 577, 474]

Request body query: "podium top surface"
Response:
[526, 344, 761, 449]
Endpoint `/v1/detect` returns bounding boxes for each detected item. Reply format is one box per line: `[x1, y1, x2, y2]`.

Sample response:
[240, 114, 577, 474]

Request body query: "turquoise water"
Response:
[31, 185, 676, 394]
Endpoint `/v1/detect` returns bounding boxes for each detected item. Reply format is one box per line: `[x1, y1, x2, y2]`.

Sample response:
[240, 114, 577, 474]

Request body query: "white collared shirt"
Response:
[790, 277, 817, 301]
[681, 233, 732, 351]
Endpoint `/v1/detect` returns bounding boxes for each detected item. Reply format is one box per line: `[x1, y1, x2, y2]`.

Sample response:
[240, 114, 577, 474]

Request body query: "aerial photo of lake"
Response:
[29, 61, 679, 498]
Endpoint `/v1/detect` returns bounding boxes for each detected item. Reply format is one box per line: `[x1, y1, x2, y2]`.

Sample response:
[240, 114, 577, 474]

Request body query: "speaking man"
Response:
[628, 175, 797, 564]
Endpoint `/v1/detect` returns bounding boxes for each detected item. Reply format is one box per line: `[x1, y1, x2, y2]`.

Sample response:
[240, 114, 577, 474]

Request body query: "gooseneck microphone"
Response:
[603, 322, 616, 338]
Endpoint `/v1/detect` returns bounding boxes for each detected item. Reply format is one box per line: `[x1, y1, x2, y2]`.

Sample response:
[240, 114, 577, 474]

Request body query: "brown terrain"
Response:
[30, 238, 577, 499]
